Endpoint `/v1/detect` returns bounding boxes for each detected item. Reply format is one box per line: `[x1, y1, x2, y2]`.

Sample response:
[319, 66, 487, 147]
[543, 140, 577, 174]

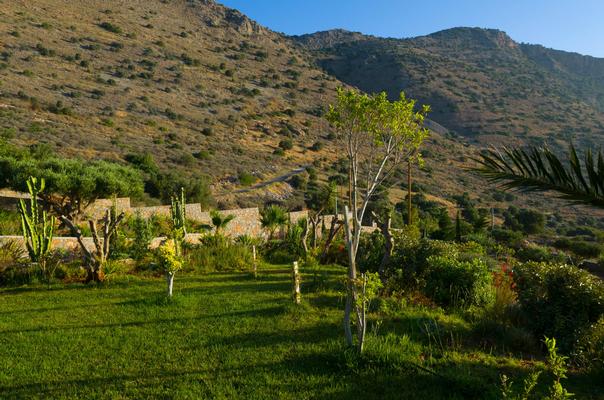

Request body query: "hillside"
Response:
[0, 0, 343, 206]
[0, 2, 602, 224]
[294, 28, 604, 150]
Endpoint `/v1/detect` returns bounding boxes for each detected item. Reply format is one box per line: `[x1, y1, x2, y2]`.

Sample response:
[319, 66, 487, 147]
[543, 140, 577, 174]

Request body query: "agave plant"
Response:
[473, 144, 604, 209]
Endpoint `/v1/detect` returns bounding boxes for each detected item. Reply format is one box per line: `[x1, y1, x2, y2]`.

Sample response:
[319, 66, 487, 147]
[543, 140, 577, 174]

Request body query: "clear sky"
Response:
[219, 0, 604, 58]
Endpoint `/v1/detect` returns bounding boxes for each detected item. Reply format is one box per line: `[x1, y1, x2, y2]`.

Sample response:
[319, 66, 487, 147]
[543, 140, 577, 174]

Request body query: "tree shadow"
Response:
[0, 306, 286, 335]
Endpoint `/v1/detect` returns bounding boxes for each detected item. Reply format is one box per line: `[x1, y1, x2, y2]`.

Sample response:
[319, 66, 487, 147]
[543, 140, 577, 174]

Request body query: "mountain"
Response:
[294, 28, 604, 150]
[0, 0, 343, 207]
[0, 1, 602, 222]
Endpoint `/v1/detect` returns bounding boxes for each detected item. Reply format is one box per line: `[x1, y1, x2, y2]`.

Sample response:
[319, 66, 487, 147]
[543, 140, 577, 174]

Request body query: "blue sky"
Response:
[219, 0, 604, 58]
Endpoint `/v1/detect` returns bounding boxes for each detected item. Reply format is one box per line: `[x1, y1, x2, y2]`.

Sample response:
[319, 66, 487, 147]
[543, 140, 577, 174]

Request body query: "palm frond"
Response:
[472, 144, 604, 209]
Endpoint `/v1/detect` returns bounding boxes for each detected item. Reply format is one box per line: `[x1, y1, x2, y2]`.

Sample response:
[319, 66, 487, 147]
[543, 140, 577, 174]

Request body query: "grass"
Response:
[0, 264, 602, 399]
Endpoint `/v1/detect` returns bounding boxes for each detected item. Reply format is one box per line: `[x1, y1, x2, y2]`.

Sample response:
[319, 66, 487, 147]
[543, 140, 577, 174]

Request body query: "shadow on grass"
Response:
[0, 278, 159, 295]
[0, 306, 286, 334]
[0, 349, 532, 399]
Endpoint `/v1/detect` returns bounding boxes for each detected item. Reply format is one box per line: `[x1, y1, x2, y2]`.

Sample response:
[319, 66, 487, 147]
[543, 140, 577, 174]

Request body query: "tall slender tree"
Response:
[327, 88, 429, 352]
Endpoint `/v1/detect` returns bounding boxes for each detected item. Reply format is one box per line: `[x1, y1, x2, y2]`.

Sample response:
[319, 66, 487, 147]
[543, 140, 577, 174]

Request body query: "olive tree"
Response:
[0, 154, 144, 282]
[326, 88, 429, 352]
[0, 156, 143, 222]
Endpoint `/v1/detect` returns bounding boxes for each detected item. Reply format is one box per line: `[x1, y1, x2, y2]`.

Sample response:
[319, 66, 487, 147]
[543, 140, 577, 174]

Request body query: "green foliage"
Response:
[187, 238, 253, 272]
[424, 255, 494, 309]
[353, 272, 383, 310]
[503, 206, 545, 235]
[500, 370, 541, 400]
[0, 150, 144, 217]
[99, 21, 122, 34]
[513, 262, 604, 353]
[0, 209, 23, 235]
[544, 337, 574, 399]
[156, 240, 183, 274]
[260, 205, 288, 239]
[17, 177, 55, 282]
[238, 171, 257, 186]
[0, 240, 30, 286]
[170, 188, 186, 255]
[129, 214, 153, 261]
[210, 210, 235, 233]
[574, 317, 604, 371]
[499, 337, 573, 400]
[278, 139, 293, 151]
[552, 237, 602, 259]
[474, 144, 604, 209]
[145, 172, 213, 207]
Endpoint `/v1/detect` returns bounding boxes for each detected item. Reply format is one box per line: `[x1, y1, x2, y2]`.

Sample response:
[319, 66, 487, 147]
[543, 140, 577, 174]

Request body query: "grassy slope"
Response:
[1, 265, 601, 399]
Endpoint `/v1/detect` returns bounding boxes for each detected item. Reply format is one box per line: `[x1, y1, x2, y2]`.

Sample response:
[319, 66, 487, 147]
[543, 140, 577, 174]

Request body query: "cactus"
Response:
[170, 187, 186, 256]
[18, 177, 56, 281]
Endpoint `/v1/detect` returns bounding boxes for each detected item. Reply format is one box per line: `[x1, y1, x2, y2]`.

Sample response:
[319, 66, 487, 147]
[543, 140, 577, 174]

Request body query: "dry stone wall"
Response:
[0, 192, 376, 251]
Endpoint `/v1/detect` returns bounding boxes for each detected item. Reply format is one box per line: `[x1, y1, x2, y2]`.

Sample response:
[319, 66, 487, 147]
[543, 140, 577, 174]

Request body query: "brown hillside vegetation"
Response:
[0, 1, 601, 224]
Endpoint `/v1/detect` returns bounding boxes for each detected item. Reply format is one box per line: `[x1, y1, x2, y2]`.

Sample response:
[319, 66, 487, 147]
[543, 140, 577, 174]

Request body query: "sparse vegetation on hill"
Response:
[295, 28, 604, 152]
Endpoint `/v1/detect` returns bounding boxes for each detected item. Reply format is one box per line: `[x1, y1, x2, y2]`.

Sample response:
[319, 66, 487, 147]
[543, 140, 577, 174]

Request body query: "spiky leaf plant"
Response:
[473, 144, 604, 208]
[17, 176, 56, 282]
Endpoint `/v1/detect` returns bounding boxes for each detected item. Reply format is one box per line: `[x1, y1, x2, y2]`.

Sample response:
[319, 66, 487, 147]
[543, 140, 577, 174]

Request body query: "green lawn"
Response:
[0, 265, 601, 399]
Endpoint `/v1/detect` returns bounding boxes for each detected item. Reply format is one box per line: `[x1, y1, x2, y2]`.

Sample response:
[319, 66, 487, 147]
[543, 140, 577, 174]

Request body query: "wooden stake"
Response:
[252, 245, 257, 279]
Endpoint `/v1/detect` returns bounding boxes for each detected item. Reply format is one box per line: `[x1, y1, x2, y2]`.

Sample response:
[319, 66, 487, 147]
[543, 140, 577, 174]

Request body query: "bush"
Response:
[0, 210, 22, 235]
[278, 139, 293, 151]
[553, 237, 602, 259]
[238, 171, 257, 186]
[0, 240, 31, 286]
[424, 255, 494, 309]
[574, 317, 604, 371]
[514, 262, 604, 353]
[186, 237, 253, 272]
[99, 22, 122, 34]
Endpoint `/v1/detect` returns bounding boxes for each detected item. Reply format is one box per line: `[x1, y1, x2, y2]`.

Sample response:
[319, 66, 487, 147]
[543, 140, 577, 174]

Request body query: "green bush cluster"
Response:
[425, 255, 494, 308]
[513, 262, 604, 353]
[186, 235, 253, 273]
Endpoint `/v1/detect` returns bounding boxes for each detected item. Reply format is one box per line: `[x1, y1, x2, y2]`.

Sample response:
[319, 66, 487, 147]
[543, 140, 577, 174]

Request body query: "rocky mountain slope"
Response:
[294, 28, 604, 151]
[0, 0, 343, 206]
[0, 1, 602, 222]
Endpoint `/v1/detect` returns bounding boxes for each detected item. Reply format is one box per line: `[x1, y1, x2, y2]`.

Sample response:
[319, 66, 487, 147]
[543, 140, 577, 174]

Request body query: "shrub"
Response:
[310, 141, 323, 151]
[129, 215, 153, 261]
[238, 171, 257, 186]
[513, 262, 604, 353]
[574, 316, 604, 371]
[279, 139, 293, 151]
[424, 255, 494, 309]
[553, 237, 602, 259]
[0, 210, 22, 235]
[0, 240, 30, 286]
[187, 238, 253, 272]
[99, 22, 122, 34]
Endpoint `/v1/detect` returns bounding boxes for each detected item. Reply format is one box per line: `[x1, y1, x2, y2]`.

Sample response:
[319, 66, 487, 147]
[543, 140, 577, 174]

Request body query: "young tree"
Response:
[157, 240, 183, 297]
[303, 182, 336, 254]
[60, 208, 125, 283]
[326, 88, 429, 352]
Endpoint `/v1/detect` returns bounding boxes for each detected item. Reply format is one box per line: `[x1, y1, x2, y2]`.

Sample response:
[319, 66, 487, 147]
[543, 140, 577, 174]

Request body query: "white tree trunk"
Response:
[292, 261, 301, 304]
[343, 206, 356, 347]
[166, 272, 174, 297]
